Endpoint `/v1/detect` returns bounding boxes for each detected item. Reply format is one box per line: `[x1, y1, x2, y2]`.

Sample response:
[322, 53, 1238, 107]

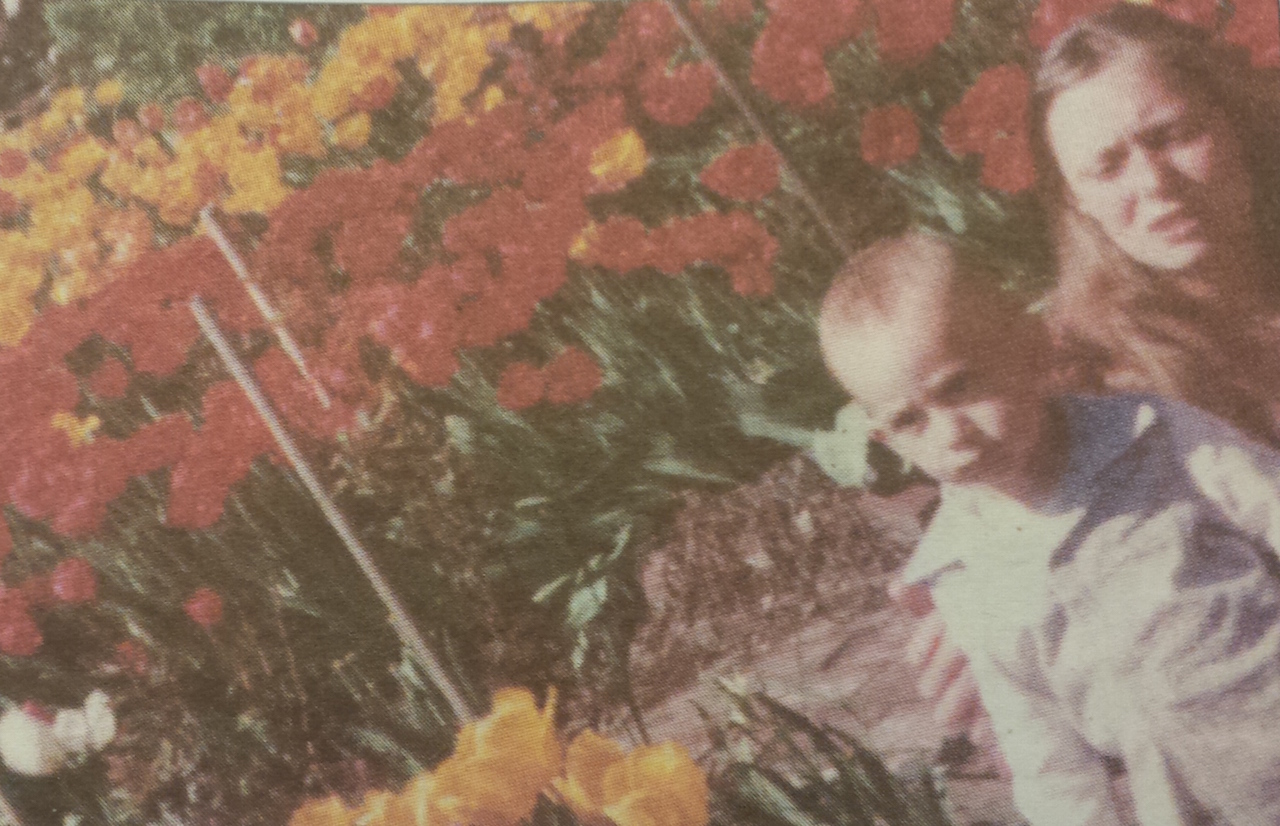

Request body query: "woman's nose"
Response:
[1126, 146, 1175, 199]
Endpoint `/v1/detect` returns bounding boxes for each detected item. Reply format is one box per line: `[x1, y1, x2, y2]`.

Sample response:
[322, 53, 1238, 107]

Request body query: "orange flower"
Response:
[589, 129, 648, 191]
[430, 688, 562, 826]
[601, 744, 709, 826]
[287, 795, 353, 826]
[552, 730, 626, 820]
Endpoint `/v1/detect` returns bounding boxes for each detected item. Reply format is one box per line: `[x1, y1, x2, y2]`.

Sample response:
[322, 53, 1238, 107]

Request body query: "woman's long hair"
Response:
[1031, 4, 1280, 442]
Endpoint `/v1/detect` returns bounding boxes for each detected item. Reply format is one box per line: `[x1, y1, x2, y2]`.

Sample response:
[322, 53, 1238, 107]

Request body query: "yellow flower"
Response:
[482, 86, 506, 113]
[351, 790, 396, 826]
[30, 187, 99, 246]
[288, 796, 354, 826]
[430, 687, 563, 826]
[569, 222, 599, 261]
[51, 87, 87, 117]
[589, 129, 648, 189]
[600, 744, 709, 826]
[331, 113, 372, 150]
[340, 15, 417, 64]
[222, 146, 290, 215]
[386, 772, 437, 826]
[60, 138, 110, 181]
[507, 3, 592, 34]
[93, 79, 125, 106]
[278, 113, 328, 158]
[100, 153, 145, 198]
[311, 58, 361, 121]
[0, 300, 35, 347]
[552, 730, 627, 820]
[51, 412, 102, 447]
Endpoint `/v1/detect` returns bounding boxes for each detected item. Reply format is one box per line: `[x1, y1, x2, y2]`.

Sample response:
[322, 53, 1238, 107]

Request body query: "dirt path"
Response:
[627, 458, 1026, 825]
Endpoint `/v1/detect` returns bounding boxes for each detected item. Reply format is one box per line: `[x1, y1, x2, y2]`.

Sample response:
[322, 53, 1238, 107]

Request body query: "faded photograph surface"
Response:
[0, 1, 1277, 824]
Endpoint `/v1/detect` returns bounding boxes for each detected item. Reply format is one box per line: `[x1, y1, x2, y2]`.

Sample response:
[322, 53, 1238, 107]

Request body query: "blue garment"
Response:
[903, 393, 1280, 826]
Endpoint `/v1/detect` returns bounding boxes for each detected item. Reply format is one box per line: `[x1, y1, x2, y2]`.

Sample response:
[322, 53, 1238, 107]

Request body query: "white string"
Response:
[190, 297, 476, 724]
[199, 207, 332, 409]
[661, 0, 855, 259]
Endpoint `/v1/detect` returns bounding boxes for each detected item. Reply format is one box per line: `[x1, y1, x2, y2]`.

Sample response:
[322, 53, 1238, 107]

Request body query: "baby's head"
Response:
[819, 231, 1056, 490]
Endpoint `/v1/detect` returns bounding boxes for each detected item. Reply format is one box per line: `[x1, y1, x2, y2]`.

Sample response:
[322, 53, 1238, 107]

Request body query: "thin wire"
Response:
[199, 207, 333, 409]
[190, 297, 477, 724]
[0, 788, 24, 826]
[660, 0, 855, 259]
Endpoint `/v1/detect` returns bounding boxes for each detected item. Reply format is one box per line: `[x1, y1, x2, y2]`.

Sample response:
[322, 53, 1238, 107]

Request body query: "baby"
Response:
[819, 231, 1280, 826]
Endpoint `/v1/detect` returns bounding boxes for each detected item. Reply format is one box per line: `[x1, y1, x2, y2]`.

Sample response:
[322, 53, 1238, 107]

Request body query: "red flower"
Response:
[700, 144, 781, 201]
[982, 132, 1036, 194]
[496, 362, 547, 410]
[0, 605, 41, 657]
[1226, 0, 1280, 67]
[184, 588, 224, 630]
[765, 0, 867, 51]
[617, 1, 681, 62]
[51, 558, 97, 604]
[122, 415, 194, 479]
[1028, 0, 1115, 49]
[196, 64, 234, 103]
[172, 98, 210, 134]
[8, 435, 130, 540]
[254, 348, 358, 440]
[867, 0, 954, 64]
[436, 104, 531, 185]
[138, 103, 165, 132]
[0, 149, 28, 178]
[114, 640, 149, 676]
[544, 348, 603, 405]
[353, 75, 397, 112]
[0, 190, 20, 219]
[860, 105, 920, 168]
[640, 61, 717, 127]
[457, 288, 540, 349]
[89, 359, 130, 398]
[166, 383, 274, 530]
[750, 26, 833, 107]
[942, 65, 1035, 192]
[333, 212, 412, 282]
[290, 18, 319, 49]
[581, 216, 653, 273]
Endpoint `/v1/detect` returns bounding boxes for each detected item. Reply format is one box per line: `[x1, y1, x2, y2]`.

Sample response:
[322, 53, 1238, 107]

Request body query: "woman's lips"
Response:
[1147, 209, 1200, 239]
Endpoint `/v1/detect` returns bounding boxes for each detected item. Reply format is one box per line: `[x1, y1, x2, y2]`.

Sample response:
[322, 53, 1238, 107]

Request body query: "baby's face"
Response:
[826, 289, 1049, 489]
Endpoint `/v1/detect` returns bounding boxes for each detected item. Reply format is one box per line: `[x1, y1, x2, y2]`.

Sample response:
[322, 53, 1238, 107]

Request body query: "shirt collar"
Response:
[898, 393, 1163, 586]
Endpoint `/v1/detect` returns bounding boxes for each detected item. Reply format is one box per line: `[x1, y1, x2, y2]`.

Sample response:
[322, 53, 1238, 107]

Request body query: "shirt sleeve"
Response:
[928, 572, 1126, 826]
[960, 638, 1127, 826]
[1175, 401, 1280, 555]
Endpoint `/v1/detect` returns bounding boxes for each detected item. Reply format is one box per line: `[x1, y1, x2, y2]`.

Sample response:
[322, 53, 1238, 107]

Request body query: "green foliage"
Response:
[43, 1, 363, 103]
[705, 687, 957, 826]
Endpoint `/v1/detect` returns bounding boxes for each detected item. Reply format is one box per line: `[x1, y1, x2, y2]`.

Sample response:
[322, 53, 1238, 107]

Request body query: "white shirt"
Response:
[902, 394, 1280, 826]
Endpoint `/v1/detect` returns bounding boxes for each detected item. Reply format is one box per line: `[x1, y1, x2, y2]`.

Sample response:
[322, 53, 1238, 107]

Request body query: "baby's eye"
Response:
[937, 371, 972, 400]
[891, 408, 925, 432]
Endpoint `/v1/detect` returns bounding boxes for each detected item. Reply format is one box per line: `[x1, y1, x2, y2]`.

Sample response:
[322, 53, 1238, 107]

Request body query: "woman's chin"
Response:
[1129, 239, 1210, 272]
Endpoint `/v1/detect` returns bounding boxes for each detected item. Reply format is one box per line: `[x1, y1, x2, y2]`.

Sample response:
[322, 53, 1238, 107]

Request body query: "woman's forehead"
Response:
[1045, 55, 1190, 166]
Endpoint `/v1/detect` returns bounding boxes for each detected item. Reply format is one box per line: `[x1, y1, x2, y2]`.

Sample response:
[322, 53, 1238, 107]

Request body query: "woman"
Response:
[898, 2, 1280, 764]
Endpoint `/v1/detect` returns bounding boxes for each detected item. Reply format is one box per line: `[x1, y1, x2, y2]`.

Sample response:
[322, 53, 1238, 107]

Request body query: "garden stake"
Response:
[199, 206, 333, 410]
[662, 0, 855, 259]
[190, 297, 478, 724]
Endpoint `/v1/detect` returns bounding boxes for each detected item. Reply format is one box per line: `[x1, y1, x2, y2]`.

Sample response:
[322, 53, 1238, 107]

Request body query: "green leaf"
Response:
[532, 574, 571, 604]
[729, 767, 826, 826]
[566, 579, 608, 629]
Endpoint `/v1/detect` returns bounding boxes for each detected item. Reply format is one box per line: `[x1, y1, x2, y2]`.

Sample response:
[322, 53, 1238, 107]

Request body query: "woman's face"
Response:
[1046, 54, 1253, 272]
